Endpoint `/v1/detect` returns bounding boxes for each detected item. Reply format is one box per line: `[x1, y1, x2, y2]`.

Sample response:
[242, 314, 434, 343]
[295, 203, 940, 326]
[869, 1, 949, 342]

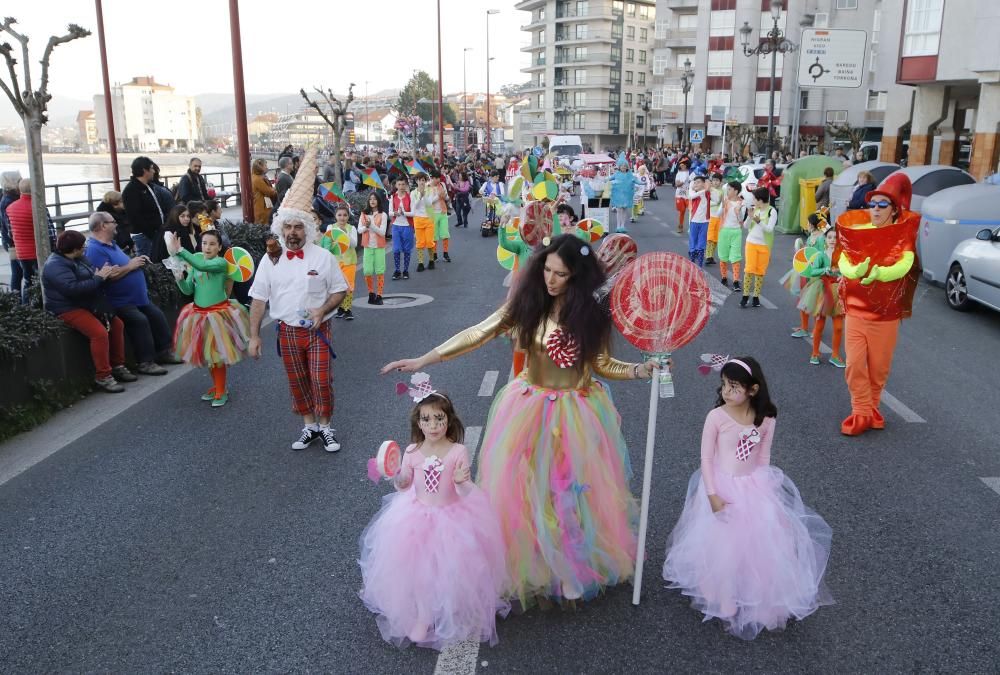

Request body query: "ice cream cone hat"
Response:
[271, 145, 320, 242]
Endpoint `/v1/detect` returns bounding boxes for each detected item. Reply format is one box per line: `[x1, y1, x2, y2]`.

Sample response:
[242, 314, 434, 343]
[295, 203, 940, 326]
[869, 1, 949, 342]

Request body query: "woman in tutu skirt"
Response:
[359, 389, 509, 650]
[167, 229, 250, 407]
[383, 234, 659, 608]
[663, 356, 833, 640]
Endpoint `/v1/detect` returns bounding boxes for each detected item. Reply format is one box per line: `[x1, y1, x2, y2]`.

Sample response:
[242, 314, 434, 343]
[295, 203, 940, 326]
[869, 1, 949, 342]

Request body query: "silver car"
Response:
[946, 227, 1000, 313]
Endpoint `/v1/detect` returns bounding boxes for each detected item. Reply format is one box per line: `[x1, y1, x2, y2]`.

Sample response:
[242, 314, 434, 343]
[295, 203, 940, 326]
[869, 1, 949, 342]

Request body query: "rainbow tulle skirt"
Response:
[173, 300, 250, 367]
[476, 375, 638, 607]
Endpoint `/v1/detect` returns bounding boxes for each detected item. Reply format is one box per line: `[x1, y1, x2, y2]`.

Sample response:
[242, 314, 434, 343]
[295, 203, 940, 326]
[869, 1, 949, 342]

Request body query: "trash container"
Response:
[798, 177, 823, 231]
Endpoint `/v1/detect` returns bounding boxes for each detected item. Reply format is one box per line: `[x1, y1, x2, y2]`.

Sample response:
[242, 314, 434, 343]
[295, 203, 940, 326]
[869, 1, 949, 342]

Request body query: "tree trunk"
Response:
[24, 113, 51, 271]
[331, 121, 343, 188]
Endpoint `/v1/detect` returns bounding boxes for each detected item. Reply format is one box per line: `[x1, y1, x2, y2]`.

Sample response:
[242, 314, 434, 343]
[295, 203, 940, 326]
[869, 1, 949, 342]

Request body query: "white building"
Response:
[93, 76, 199, 152]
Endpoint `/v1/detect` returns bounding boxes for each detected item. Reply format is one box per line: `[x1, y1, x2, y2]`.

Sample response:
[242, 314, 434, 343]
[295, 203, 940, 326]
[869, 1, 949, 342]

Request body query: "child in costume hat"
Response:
[835, 172, 920, 436]
[609, 153, 643, 233]
[359, 377, 509, 650]
[663, 356, 833, 640]
[740, 187, 777, 308]
[798, 221, 845, 368]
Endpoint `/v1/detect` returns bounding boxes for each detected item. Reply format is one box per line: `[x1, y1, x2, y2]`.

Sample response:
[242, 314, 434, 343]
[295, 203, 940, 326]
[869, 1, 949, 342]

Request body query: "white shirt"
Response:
[745, 205, 777, 245]
[688, 188, 709, 222]
[409, 188, 430, 217]
[249, 242, 349, 325]
[674, 169, 690, 198]
[720, 198, 746, 229]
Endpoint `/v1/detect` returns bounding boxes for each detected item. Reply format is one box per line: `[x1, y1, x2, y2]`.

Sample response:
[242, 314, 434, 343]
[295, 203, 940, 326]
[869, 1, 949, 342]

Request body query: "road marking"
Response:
[981, 477, 1000, 496]
[478, 370, 499, 397]
[433, 639, 479, 675]
[880, 391, 927, 423]
[758, 295, 778, 310]
[465, 426, 483, 462]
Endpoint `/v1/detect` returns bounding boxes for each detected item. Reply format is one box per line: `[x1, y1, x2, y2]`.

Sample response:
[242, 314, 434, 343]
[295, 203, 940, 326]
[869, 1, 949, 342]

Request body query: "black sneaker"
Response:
[739, 296, 749, 308]
[320, 427, 341, 453]
[292, 427, 320, 451]
[443, 252, 451, 262]
[417, 263, 425, 272]
[720, 277, 729, 288]
[433, 253, 438, 261]
[334, 307, 345, 319]
[732, 280, 741, 293]
[374, 295, 384, 305]
[111, 365, 137, 382]
[392, 271, 402, 280]
[368, 292, 376, 304]
[752, 297, 761, 308]
[156, 352, 184, 365]
[402, 271, 410, 279]
[342, 309, 354, 321]
[427, 260, 435, 270]
[705, 257, 716, 266]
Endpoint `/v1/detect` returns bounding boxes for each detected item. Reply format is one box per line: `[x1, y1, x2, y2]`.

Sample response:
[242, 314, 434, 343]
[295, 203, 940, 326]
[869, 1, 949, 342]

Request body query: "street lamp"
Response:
[740, 0, 797, 159]
[486, 8, 499, 153]
[642, 89, 652, 150]
[463, 47, 473, 150]
[680, 58, 694, 150]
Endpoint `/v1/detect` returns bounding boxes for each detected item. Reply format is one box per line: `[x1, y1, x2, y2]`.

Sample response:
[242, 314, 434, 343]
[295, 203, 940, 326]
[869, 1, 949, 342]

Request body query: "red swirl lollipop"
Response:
[610, 251, 711, 354]
[520, 201, 554, 247]
[597, 234, 639, 278]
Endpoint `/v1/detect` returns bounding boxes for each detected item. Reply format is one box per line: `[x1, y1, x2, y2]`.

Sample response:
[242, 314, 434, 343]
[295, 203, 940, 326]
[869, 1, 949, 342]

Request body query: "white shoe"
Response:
[320, 427, 340, 452]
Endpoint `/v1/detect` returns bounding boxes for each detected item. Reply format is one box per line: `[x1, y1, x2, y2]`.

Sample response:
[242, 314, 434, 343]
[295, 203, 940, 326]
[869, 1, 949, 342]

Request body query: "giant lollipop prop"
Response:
[610, 252, 713, 605]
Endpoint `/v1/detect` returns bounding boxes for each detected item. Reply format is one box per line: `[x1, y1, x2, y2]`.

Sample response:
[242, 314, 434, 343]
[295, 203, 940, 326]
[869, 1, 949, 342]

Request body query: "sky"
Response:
[1, 0, 529, 115]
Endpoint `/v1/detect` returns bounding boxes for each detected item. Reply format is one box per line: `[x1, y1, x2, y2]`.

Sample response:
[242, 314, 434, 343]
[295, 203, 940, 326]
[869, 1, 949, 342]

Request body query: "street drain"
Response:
[352, 293, 434, 309]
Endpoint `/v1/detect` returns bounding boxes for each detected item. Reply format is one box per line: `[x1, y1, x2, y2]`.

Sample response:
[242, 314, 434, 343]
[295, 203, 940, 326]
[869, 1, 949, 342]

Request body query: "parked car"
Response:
[945, 226, 1000, 313]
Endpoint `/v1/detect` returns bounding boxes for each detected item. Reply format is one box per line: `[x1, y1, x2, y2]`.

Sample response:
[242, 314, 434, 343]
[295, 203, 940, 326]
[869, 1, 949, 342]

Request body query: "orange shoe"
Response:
[841, 414, 873, 436]
[871, 408, 885, 430]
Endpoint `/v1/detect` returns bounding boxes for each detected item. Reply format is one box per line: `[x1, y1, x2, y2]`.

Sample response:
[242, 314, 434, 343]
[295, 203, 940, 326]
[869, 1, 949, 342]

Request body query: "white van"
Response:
[548, 135, 583, 160]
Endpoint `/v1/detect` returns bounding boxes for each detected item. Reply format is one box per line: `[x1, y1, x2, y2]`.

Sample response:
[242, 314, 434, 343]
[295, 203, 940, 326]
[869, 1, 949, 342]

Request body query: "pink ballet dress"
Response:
[663, 408, 833, 640]
[359, 443, 510, 651]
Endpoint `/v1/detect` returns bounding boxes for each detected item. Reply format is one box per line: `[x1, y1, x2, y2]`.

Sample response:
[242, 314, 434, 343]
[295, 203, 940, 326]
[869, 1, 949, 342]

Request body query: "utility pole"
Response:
[227, 0, 253, 222]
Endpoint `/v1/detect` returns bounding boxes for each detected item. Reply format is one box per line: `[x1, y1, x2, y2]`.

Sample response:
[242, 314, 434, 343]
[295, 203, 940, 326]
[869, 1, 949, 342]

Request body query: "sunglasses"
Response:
[867, 199, 893, 209]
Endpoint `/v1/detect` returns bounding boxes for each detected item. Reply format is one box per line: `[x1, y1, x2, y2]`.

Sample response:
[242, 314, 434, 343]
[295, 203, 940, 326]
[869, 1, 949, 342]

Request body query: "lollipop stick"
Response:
[632, 359, 661, 606]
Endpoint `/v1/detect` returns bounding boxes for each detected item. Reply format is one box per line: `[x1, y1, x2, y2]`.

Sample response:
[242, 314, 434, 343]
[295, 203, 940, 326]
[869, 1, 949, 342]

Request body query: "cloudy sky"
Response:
[2, 0, 529, 112]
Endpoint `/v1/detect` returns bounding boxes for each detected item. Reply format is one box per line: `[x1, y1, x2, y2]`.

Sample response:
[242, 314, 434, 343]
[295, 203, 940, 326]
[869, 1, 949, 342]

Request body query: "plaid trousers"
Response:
[278, 321, 334, 418]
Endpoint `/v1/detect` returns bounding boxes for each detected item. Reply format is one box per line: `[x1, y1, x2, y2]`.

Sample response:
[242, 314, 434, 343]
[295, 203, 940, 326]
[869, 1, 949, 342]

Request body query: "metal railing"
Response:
[554, 52, 616, 64]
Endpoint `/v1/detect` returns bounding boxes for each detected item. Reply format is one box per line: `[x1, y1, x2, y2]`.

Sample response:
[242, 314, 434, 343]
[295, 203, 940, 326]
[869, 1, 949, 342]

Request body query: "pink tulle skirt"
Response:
[663, 466, 833, 640]
[358, 486, 510, 651]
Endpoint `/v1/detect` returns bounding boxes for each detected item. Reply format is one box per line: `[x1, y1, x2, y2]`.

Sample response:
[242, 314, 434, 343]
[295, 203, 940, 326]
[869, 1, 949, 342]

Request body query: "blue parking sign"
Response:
[533, 146, 544, 157]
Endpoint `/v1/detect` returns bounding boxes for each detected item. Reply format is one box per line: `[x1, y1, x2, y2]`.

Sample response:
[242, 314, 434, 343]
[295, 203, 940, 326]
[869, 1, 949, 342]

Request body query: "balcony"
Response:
[555, 7, 615, 21]
[514, 0, 545, 10]
[523, 55, 547, 71]
[554, 32, 616, 45]
[865, 110, 886, 124]
[658, 29, 697, 48]
[554, 52, 616, 66]
[520, 17, 547, 31]
[520, 82, 547, 93]
[522, 42, 547, 52]
[554, 77, 615, 89]
[664, 0, 698, 7]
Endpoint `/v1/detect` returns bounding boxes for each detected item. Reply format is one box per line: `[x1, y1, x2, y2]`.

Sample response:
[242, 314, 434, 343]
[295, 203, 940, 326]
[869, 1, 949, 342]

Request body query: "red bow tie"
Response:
[286, 249, 304, 260]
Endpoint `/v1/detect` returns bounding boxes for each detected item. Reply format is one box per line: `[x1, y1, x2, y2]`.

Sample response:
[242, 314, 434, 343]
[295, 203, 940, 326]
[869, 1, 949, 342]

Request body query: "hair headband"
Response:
[727, 359, 753, 376]
[697, 354, 752, 377]
[395, 372, 438, 403]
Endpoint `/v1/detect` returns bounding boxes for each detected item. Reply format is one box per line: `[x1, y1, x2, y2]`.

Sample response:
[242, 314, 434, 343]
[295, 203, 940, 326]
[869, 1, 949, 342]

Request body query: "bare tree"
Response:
[0, 17, 90, 265]
[826, 122, 866, 153]
[300, 83, 355, 187]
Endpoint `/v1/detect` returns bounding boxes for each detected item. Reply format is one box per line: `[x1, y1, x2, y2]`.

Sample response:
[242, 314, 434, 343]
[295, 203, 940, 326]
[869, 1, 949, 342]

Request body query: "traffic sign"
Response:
[797, 28, 868, 89]
[689, 129, 704, 144]
[710, 106, 726, 122]
[706, 121, 723, 137]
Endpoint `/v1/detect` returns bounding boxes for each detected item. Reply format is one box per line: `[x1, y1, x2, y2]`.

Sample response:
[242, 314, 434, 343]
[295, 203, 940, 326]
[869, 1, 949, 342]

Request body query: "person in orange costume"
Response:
[835, 173, 920, 436]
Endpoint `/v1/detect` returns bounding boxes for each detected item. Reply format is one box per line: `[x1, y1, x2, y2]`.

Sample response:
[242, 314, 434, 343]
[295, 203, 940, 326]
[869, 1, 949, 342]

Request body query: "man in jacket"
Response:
[122, 156, 167, 258]
[176, 157, 210, 203]
[274, 157, 295, 209]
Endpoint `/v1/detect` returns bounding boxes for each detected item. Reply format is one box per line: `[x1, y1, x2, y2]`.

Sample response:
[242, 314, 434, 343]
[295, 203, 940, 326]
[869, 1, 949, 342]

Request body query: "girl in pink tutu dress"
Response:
[359, 387, 509, 651]
[663, 356, 833, 640]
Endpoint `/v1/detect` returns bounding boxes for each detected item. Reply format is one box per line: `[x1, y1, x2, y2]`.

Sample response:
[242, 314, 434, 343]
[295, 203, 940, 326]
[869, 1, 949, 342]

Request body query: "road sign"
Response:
[689, 129, 704, 144]
[798, 28, 868, 89]
[710, 106, 726, 122]
[706, 121, 723, 136]
[533, 146, 544, 157]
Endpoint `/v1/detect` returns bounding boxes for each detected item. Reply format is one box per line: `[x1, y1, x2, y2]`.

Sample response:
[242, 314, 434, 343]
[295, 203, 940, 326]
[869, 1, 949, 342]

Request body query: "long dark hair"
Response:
[166, 204, 191, 231]
[715, 356, 777, 426]
[505, 234, 609, 366]
[409, 393, 465, 445]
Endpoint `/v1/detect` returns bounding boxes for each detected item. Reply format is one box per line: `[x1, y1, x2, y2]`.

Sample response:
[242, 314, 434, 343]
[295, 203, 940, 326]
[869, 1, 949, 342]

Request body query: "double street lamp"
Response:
[740, 0, 797, 159]
[642, 89, 651, 150]
[680, 58, 694, 149]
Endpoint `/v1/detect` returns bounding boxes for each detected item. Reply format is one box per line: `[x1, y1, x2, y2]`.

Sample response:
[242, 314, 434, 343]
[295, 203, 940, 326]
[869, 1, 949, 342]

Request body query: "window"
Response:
[636, 114, 644, 129]
[612, 0, 623, 13]
[576, 0, 589, 17]
[662, 84, 687, 106]
[637, 93, 645, 107]
[705, 90, 731, 113]
[626, 48, 635, 62]
[754, 91, 781, 117]
[640, 5, 649, 20]
[640, 28, 648, 41]
[639, 50, 647, 64]
[536, 8, 544, 21]
[902, 0, 943, 57]
[611, 70, 621, 84]
[638, 72, 646, 84]
[627, 3, 636, 17]
[653, 53, 668, 75]
[573, 112, 586, 129]
[826, 110, 848, 124]
[866, 90, 887, 111]
[609, 113, 620, 132]
[627, 26, 635, 40]
[574, 91, 587, 106]
[612, 23, 623, 38]
[652, 89, 663, 109]
[677, 14, 697, 31]
[759, 11, 786, 36]
[872, 6, 881, 44]
[574, 46, 588, 60]
[836, 0, 858, 8]
[538, 29, 546, 44]
[538, 93, 545, 110]
[710, 10, 735, 37]
[611, 46, 621, 61]
[574, 69, 587, 84]
[575, 24, 588, 39]
[625, 71, 634, 84]
[655, 19, 668, 39]
[624, 93, 633, 106]
[707, 50, 733, 76]
[676, 52, 695, 69]
[609, 92, 621, 107]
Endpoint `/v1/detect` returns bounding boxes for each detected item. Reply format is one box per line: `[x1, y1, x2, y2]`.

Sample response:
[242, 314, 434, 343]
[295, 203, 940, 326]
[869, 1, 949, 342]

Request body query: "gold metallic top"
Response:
[434, 308, 636, 390]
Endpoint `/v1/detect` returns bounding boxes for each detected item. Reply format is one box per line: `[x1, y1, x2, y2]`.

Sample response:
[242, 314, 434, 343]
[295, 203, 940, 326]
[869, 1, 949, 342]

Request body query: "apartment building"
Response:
[652, 0, 889, 154]
[878, 0, 1000, 179]
[516, 0, 657, 151]
[93, 76, 199, 153]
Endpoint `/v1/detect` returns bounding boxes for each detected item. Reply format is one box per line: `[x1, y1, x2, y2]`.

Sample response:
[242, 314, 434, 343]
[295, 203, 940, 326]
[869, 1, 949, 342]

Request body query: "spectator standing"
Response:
[274, 157, 295, 209]
[150, 163, 177, 211]
[815, 167, 835, 209]
[0, 171, 21, 294]
[251, 158, 277, 225]
[847, 171, 876, 210]
[84, 212, 181, 375]
[41, 229, 137, 392]
[95, 190, 134, 255]
[176, 157, 210, 203]
[6, 177, 42, 303]
[122, 156, 167, 258]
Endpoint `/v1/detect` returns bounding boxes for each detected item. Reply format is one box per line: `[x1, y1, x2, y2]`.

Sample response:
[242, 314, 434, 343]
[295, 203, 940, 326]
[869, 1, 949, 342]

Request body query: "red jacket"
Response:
[6, 194, 37, 260]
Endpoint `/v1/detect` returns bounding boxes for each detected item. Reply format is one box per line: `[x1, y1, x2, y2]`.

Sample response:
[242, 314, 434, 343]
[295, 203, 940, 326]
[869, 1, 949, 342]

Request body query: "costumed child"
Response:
[663, 356, 833, 641]
[410, 174, 435, 272]
[633, 164, 650, 218]
[786, 210, 828, 339]
[359, 379, 509, 650]
[609, 155, 643, 233]
[687, 174, 711, 267]
[389, 176, 415, 280]
[358, 191, 388, 305]
[717, 180, 746, 291]
[673, 160, 691, 234]
[428, 171, 452, 263]
[740, 187, 776, 308]
[322, 205, 358, 321]
[704, 173, 724, 266]
[798, 224, 845, 367]
[166, 229, 251, 407]
[555, 203, 590, 242]
[187, 200, 211, 234]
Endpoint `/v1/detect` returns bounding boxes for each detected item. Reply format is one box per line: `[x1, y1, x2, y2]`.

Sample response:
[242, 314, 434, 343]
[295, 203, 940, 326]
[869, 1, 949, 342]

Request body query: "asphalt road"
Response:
[1, 191, 998, 673]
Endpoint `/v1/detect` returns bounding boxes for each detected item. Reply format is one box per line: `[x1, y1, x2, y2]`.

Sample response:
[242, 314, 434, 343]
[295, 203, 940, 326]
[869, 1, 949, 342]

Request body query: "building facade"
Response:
[93, 76, 200, 152]
[516, 0, 657, 151]
[76, 110, 98, 152]
[651, 0, 889, 156]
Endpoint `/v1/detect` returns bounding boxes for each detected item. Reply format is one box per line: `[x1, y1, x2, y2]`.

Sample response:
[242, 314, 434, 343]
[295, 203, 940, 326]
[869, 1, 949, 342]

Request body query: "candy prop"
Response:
[544, 328, 580, 368]
[323, 227, 351, 256]
[224, 246, 255, 282]
[793, 246, 821, 275]
[596, 234, 638, 278]
[610, 252, 715, 606]
[366, 440, 402, 483]
[520, 201, 554, 247]
[531, 180, 558, 201]
[697, 353, 730, 375]
[576, 218, 605, 243]
[496, 244, 518, 270]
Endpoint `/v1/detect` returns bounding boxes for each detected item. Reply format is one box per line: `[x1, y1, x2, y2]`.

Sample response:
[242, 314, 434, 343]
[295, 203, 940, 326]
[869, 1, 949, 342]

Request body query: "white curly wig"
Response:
[270, 207, 319, 245]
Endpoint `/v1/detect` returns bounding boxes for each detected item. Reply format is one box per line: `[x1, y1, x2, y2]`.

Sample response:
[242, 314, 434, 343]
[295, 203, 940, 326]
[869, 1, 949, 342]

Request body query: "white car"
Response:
[945, 226, 1000, 313]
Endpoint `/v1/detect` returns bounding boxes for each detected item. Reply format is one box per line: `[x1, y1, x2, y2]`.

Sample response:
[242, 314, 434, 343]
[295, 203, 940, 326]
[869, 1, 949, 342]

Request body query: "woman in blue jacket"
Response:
[609, 158, 643, 233]
[41, 230, 137, 393]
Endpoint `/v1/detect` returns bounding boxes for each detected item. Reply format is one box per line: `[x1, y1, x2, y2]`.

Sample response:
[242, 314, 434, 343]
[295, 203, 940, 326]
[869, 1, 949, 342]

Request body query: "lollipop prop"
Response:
[366, 440, 402, 483]
[224, 246, 255, 282]
[610, 252, 713, 605]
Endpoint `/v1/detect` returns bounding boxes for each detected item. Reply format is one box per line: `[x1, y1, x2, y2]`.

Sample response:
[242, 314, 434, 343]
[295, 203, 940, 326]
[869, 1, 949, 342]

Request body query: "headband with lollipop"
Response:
[366, 373, 442, 484]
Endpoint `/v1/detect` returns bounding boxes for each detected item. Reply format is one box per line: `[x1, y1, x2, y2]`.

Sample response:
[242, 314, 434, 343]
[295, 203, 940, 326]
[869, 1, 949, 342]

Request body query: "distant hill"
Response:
[0, 96, 92, 127]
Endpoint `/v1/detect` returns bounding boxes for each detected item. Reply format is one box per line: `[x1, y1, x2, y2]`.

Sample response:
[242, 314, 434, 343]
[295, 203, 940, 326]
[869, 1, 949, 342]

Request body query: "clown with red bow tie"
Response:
[247, 147, 348, 453]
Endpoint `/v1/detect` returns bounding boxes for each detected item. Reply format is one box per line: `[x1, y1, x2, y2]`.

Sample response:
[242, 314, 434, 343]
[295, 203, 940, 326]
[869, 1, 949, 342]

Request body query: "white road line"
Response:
[758, 295, 778, 310]
[980, 477, 1000, 496]
[880, 391, 927, 423]
[465, 426, 483, 462]
[478, 370, 499, 397]
[433, 639, 479, 675]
